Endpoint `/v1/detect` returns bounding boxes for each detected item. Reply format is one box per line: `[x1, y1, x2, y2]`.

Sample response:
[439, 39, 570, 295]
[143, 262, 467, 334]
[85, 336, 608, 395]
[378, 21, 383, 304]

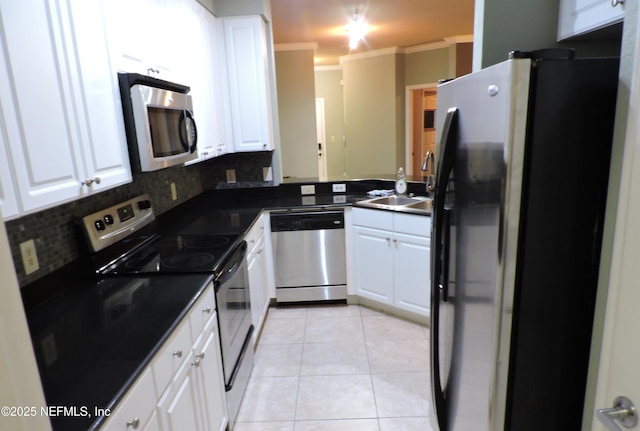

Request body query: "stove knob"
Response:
[137, 200, 151, 210]
[94, 220, 106, 231]
[104, 214, 114, 225]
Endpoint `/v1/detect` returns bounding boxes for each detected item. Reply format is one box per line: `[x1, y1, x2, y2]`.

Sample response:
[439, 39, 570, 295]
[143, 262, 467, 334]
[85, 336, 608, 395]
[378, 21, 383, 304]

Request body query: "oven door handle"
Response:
[225, 325, 254, 392]
[215, 241, 247, 286]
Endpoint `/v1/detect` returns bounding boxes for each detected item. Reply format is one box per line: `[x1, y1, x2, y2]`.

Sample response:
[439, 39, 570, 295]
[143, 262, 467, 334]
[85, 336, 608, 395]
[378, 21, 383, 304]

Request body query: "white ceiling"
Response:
[270, 0, 476, 65]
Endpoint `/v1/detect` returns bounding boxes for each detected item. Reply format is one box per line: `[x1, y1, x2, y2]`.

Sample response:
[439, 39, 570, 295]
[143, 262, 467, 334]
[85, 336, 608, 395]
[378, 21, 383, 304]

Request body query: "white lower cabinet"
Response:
[100, 367, 157, 431]
[246, 212, 274, 347]
[352, 208, 431, 317]
[102, 284, 227, 431]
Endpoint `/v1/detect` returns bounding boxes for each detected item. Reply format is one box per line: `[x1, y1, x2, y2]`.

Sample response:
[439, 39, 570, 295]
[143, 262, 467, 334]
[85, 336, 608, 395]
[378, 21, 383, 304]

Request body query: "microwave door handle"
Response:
[188, 111, 198, 153]
[178, 110, 198, 153]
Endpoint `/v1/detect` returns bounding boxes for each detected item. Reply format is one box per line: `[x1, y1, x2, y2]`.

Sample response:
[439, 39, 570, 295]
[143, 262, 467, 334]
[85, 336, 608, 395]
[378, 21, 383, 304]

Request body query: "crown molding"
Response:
[337, 34, 475, 63]
[402, 41, 450, 54]
[314, 65, 343, 72]
[274, 42, 318, 52]
[444, 34, 474, 44]
[339, 46, 401, 64]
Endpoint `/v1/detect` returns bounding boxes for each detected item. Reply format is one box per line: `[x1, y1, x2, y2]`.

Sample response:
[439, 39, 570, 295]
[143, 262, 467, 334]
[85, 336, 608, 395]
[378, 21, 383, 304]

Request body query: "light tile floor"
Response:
[235, 304, 435, 431]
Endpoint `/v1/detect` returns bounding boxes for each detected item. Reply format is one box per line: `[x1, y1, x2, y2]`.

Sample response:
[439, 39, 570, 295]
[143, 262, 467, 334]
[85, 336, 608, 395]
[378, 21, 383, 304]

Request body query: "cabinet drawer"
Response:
[101, 367, 156, 431]
[352, 207, 394, 230]
[189, 284, 216, 341]
[394, 213, 431, 237]
[244, 214, 265, 249]
[152, 318, 192, 396]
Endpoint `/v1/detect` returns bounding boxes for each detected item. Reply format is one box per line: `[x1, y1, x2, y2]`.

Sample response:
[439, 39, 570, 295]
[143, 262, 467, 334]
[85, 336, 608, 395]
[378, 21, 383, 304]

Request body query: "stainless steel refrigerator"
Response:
[430, 49, 619, 431]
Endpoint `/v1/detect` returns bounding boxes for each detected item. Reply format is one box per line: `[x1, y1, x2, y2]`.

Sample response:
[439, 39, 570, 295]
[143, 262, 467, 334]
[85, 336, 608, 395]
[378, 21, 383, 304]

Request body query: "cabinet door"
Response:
[67, 0, 132, 192]
[0, 0, 86, 213]
[0, 122, 19, 220]
[208, 13, 233, 157]
[101, 368, 157, 431]
[223, 16, 273, 152]
[157, 350, 205, 431]
[193, 318, 228, 431]
[558, 0, 624, 40]
[352, 226, 394, 305]
[393, 232, 431, 316]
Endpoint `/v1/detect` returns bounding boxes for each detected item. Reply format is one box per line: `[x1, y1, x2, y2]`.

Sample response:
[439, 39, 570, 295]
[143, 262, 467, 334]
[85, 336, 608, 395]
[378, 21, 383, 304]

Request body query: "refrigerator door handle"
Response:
[430, 107, 459, 431]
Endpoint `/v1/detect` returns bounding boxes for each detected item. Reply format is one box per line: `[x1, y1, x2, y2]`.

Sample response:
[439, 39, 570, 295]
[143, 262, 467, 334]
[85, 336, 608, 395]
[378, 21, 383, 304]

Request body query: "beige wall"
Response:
[404, 47, 451, 86]
[275, 49, 318, 179]
[314, 68, 346, 179]
[277, 45, 467, 180]
[342, 53, 400, 178]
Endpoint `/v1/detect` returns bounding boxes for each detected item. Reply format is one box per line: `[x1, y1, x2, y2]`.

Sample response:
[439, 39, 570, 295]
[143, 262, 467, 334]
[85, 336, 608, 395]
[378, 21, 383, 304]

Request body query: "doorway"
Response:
[405, 84, 438, 177]
[315, 98, 328, 181]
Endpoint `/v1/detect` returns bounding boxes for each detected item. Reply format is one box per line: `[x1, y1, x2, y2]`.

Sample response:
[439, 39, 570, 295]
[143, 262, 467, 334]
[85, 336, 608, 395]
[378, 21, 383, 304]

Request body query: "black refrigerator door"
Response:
[430, 107, 459, 431]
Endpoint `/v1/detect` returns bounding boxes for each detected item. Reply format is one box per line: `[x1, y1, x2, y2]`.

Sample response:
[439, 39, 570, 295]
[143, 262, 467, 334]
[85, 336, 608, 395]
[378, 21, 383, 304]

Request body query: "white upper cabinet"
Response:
[0, 0, 131, 217]
[185, 1, 230, 163]
[223, 16, 275, 152]
[103, 0, 183, 83]
[0, 123, 19, 220]
[558, 0, 625, 40]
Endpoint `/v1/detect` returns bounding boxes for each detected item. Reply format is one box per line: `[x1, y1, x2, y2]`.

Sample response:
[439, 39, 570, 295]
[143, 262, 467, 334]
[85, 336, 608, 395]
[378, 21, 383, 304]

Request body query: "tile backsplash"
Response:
[5, 151, 273, 287]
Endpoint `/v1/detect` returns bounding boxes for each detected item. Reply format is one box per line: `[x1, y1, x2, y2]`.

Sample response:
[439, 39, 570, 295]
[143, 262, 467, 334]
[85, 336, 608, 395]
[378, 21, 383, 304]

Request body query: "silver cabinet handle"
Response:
[612, 0, 625, 6]
[203, 307, 211, 314]
[173, 350, 183, 358]
[597, 396, 637, 431]
[81, 177, 101, 187]
[126, 417, 140, 429]
[191, 359, 201, 367]
[196, 352, 205, 359]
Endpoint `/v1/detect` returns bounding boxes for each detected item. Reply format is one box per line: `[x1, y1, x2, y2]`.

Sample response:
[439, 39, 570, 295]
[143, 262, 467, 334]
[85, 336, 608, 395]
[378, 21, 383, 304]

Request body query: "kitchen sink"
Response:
[405, 199, 433, 212]
[367, 196, 423, 206]
[356, 195, 433, 215]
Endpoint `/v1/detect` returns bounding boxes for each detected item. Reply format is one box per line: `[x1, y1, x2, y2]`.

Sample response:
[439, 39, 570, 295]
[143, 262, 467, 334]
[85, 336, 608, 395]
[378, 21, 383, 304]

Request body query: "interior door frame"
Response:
[405, 82, 438, 176]
[315, 98, 328, 181]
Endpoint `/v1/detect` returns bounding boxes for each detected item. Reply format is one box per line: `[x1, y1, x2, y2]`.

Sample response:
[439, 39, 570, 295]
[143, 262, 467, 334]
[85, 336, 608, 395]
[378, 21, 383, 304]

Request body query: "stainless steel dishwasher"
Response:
[270, 209, 347, 302]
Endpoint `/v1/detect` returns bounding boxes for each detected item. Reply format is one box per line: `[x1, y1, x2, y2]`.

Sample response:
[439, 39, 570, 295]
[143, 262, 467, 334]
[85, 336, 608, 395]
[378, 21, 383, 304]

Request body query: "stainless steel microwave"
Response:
[118, 73, 198, 172]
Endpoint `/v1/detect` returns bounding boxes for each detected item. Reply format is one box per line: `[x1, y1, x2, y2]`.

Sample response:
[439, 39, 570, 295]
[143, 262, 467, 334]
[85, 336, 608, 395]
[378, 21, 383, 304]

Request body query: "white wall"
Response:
[0, 207, 50, 431]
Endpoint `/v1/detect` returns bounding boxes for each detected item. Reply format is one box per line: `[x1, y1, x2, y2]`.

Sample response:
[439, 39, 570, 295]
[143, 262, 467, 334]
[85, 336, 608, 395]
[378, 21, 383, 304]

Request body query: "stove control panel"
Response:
[80, 194, 155, 253]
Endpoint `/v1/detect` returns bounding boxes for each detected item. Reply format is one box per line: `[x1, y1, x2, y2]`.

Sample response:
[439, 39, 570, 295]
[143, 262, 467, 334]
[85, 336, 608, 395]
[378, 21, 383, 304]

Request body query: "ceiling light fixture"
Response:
[348, 9, 366, 50]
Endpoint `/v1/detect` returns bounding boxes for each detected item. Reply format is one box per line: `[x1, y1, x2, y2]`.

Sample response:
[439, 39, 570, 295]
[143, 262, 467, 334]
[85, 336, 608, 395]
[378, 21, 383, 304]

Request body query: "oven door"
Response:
[130, 84, 198, 171]
[215, 241, 253, 387]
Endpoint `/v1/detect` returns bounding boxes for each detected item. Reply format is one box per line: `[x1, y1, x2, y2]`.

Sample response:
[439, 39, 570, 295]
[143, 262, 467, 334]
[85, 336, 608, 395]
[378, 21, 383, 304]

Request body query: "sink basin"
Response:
[356, 195, 433, 215]
[405, 199, 433, 212]
[367, 196, 423, 206]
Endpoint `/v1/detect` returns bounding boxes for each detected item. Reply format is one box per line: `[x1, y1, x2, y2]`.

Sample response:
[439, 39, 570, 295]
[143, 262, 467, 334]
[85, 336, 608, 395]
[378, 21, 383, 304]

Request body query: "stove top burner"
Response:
[161, 252, 216, 270]
[99, 233, 240, 275]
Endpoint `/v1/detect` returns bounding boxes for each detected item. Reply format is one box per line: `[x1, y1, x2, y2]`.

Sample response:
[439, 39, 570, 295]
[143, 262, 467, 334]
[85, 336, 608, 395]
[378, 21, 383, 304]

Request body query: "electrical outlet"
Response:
[300, 185, 315, 195]
[170, 182, 177, 201]
[332, 183, 346, 193]
[20, 239, 40, 275]
[263, 167, 273, 181]
[226, 169, 237, 183]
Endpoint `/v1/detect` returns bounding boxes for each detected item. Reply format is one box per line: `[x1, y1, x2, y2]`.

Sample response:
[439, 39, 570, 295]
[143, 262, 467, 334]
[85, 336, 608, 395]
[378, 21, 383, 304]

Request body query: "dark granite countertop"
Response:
[22, 179, 429, 430]
[25, 270, 212, 431]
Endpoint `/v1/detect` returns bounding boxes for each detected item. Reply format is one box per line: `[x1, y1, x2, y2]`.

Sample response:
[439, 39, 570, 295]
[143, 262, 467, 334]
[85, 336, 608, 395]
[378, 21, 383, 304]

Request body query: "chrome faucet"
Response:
[422, 150, 435, 196]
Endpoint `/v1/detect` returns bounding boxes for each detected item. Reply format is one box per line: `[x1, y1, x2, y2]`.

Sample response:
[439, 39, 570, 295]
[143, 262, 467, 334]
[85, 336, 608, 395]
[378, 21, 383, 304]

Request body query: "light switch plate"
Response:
[300, 185, 315, 195]
[226, 169, 237, 183]
[20, 239, 39, 275]
[332, 183, 346, 193]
